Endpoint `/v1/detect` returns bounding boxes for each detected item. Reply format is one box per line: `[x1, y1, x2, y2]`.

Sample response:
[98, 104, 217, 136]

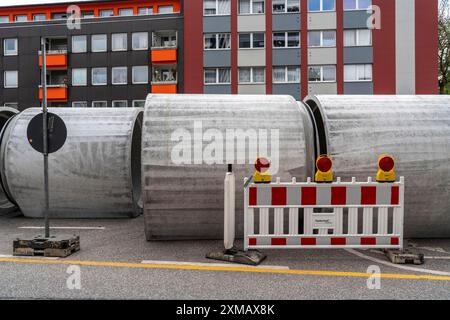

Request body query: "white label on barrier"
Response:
[313, 214, 335, 229]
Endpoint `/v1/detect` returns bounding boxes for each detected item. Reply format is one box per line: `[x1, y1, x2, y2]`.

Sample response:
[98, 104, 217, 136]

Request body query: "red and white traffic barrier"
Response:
[244, 176, 405, 250]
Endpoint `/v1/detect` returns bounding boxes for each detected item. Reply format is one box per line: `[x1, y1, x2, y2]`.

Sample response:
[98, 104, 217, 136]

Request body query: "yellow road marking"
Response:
[1, 257, 450, 282]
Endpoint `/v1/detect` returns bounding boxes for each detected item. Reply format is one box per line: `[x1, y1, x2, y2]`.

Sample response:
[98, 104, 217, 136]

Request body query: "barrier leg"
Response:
[245, 208, 254, 251]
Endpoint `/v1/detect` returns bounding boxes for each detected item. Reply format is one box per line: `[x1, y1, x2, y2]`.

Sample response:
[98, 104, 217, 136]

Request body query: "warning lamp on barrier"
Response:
[376, 154, 396, 183]
[253, 157, 271, 184]
[315, 155, 333, 183]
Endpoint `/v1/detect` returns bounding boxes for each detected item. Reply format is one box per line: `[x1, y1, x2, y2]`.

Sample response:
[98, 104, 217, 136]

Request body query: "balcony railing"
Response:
[39, 84, 68, 101]
[38, 50, 68, 69]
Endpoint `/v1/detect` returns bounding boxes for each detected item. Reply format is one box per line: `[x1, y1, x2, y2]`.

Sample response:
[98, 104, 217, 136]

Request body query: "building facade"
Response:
[0, 0, 438, 110]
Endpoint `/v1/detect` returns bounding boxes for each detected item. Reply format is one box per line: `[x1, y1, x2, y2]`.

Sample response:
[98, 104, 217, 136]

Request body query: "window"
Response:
[112, 33, 127, 51]
[4, 39, 18, 56]
[344, 64, 372, 81]
[204, 33, 231, 50]
[132, 32, 148, 50]
[72, 68, 87, 86]
[33, 14, 46, 21]
[4, 71, 18, 88]
[138, 7, 153, 15]
[0, 16, 9, 23]
[52, 12, 67, 20]
[72, 35, 87, 53]
[239, 33, 265, 48]
[273, 32, 300, 48]
[273, 66, 300, 83]
[14, 15, 27, 22]
[92, 68, 107, 85]
[3, 102, 18, 109]
[344, 0, 371, 10]
[132, 66, 148, 84]
[239, 0, 265, 14]
[238, 67, 265, 83]
[308, 65, 336, 82]
[112, 67, 127, 85]
[92, 101, 107, 108]
[82, 11, 95, 18]
[133, 100, 146, 108]
[119, 8, 133, 16]
[72, 101, 87, 108]
[99, 9, 114, 17]
[273, 0, 299, 13]
[158, 5, 174, 14]
[204, 68, 231, 84]
[112, 100, 128, 108]
[204, 0, 231, 15]
[308, 30, 336, 47]
[344, 29, 371, 46]
[92, 34, 107, 52]
[308, 0, 335, 12]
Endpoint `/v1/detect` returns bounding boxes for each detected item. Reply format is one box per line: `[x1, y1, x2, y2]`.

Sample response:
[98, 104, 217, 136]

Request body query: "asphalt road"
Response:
[0, 213, 450, 300]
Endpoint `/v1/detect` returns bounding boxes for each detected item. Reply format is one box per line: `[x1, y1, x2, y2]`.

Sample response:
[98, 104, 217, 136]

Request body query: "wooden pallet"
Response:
[13, 235, 80, 258]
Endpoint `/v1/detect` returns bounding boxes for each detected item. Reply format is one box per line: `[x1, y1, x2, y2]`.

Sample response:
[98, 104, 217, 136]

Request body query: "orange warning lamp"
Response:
[376, 154, 396, 182]
[253, 157, 271, 184]
[315, 155, 333, 183]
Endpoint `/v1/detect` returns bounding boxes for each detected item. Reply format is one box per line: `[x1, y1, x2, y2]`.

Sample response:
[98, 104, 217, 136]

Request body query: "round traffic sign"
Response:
[27, 113, 67, 154]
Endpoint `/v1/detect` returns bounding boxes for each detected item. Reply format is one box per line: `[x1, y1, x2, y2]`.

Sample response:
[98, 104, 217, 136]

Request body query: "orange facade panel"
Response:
[39, 87, 68, 101]
[39, 54, 67, 69]
[151, 84, 177, 94]
[152, 49, 177, 63]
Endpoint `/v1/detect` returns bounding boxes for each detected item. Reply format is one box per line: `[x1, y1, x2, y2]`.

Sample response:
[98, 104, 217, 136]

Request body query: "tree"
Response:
[439, 0, 450, 93]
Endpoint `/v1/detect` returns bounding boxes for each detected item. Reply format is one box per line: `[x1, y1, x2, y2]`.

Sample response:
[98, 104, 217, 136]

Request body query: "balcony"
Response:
[39, 84, 68, 102]
[39, 50, 68, 69]
[151, 66, 177, 94]
[151, 31, 177, 64]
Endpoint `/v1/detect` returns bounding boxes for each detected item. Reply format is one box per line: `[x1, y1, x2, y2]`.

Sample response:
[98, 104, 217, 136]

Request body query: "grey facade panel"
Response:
[273, 83, 301, 100]
[272, 48, 301, 66]
[343, 11, 372, 29]
[343, 46, 373, 64]
[203, 50, 231, 67]
[344, 82, 373, 94]
[203, 16, 231, 33]
[272, 13, 301, 31]
[204, 85, 231, 94]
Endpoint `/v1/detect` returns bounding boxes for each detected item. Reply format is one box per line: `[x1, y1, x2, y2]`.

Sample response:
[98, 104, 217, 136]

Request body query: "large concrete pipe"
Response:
[0, 108, 143, 218]
[0, 107, 19, 213]
[142, 94, 315, 240]
[303, 95, 450, 238]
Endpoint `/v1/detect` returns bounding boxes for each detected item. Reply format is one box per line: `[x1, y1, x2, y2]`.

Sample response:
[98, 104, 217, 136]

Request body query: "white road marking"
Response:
[141, 260, 290, 270]
[0, 254, 59, 260]
[346, 249, 450, 277]
[18, 226, 105, 230]
[424, 256, 450, 260]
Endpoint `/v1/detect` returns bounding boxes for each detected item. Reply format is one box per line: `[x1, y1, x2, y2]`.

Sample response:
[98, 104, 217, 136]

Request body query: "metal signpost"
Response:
[41, 37, 50, 238]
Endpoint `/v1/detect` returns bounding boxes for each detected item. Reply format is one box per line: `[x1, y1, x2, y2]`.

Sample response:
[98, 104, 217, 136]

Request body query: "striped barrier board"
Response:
[244, 177, 405, 250]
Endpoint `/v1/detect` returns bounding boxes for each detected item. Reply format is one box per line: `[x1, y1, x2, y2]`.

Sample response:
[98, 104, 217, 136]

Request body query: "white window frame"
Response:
[112, 100, 128, 108]
[118, 8, 134, 16]
[132, 32, 149, 50]
[272, 0, 300, 13]
[238, 32, 266, 49]
[204, 33, 231, 50]
[343, 29, 372, 47]
[132, 66, 149, 84]
[273, 31, 300, 48]
[112, 33, 128, 51]
[3, 102, 18, 108]
[238, 67, 265, 84]
[204, 68, 231, 85]
[158, 5, 174, 14]
[308, 0, 335, 12]
[344, 64, 372, 82]
[4, 71, 18, 88]
[344, 0, 372, 11]
[308, 30, 336, 47]
[72, 35, 87, 53]
[112, 67, 128, 85]
[92, 67, 107, 86]
[0, 16, 9, 23]
[33, 14, 47, 21]
[72, 101, 88, 108]
[132, 100, 146, 108]
[72, 68, 87, 86]
[92, 101, 107, 108]
[204, 0, 231, 16]
[273, 66, 301, 83]
[239, 0, 265, 15]
[14, 15, 28, 22]
[99, 9, 114, 17]
[91, 34, 107, 53]
[138, 7, 154, 15]
[4, 38, 18, 56]
[308, 65, 336, 82]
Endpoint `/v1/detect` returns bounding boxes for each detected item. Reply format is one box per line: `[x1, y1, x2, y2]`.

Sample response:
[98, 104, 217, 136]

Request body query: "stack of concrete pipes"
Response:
[0, 94, 449, 238]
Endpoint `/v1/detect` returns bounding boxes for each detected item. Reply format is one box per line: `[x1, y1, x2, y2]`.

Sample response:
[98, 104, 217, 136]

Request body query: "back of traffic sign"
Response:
[27, 113, 67, 154]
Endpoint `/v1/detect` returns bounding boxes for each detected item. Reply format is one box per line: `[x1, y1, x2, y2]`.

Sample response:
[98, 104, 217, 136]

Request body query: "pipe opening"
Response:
[304, 99, 328, 157]
[131, 111, 143, 212]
